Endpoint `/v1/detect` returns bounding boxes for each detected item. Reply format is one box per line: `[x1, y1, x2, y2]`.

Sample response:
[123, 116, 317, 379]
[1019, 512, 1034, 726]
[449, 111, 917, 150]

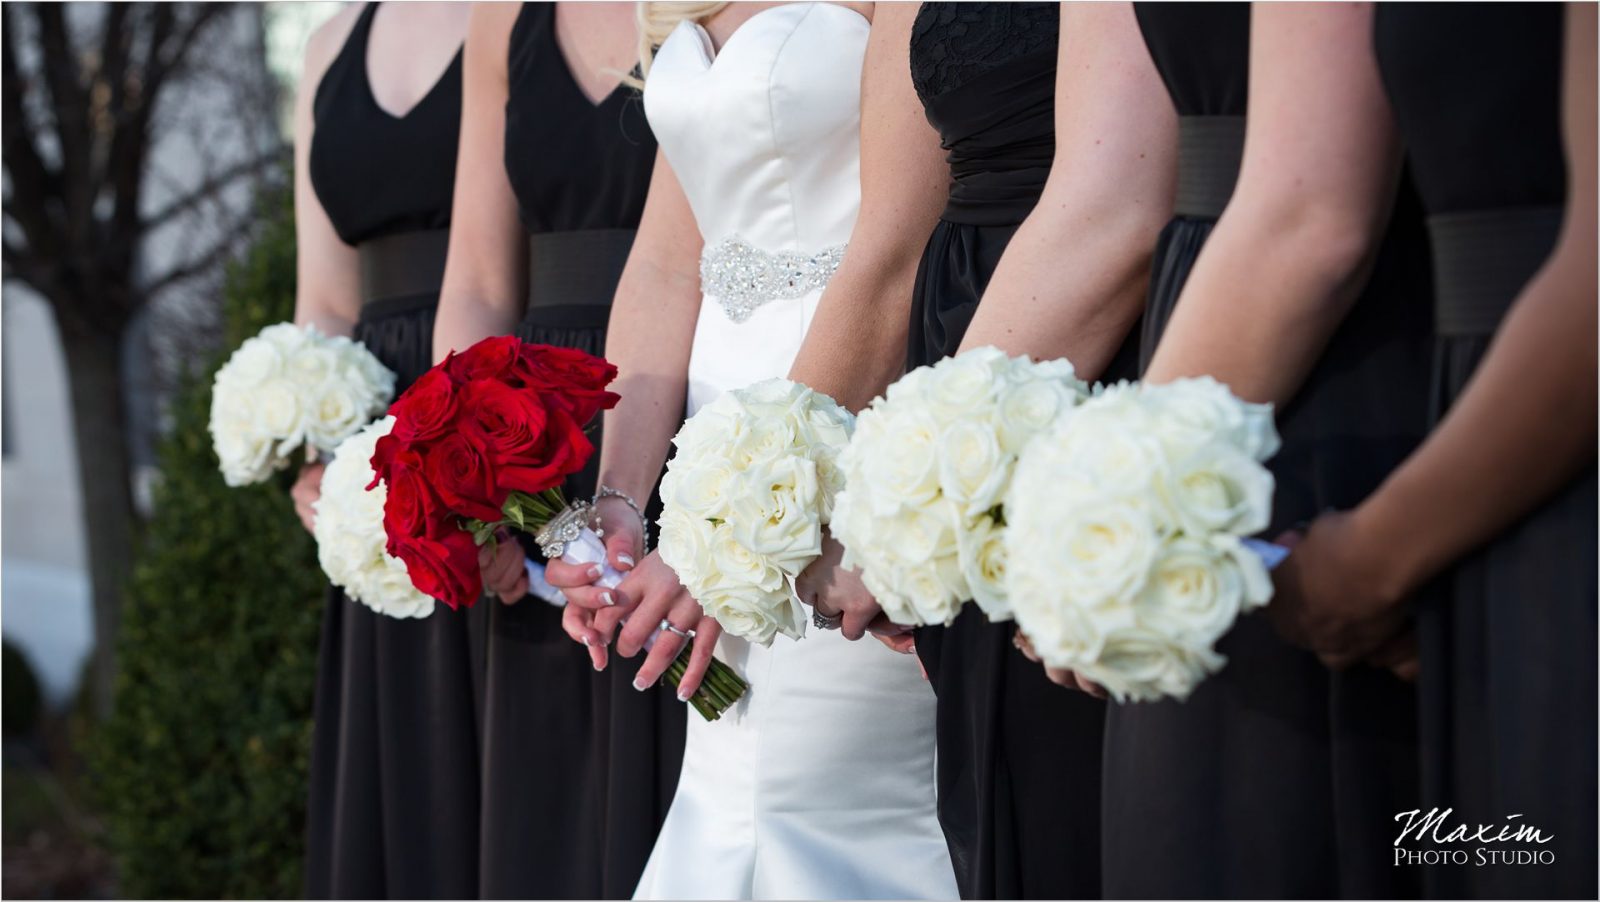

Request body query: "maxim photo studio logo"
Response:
[1394, 808, 1555, 867]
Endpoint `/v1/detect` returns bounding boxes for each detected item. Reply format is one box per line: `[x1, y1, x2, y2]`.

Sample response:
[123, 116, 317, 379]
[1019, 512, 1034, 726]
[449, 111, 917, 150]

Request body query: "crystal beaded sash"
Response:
[699, 236, 846, 323]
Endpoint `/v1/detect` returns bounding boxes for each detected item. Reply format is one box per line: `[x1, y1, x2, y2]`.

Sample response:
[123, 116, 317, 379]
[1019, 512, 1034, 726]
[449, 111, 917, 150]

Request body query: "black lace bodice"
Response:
[910, 3, 1059, 104]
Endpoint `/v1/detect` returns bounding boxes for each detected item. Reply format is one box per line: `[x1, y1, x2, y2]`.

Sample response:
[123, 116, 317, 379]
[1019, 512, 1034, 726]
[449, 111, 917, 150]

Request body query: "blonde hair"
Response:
[623, 1, 729, 88]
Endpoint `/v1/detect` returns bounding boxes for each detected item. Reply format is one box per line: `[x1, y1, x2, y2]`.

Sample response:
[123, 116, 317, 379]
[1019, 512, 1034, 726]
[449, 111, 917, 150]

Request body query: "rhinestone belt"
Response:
[699, 236, 846, 323]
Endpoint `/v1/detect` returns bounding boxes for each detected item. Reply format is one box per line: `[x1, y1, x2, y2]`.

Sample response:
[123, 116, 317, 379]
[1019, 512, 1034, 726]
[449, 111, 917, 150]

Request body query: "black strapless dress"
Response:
[905, 6, 1122, 898]
[474, 6, 684, 899]
[1377, 6, 1596, 897]
[303, 6, 487, 898]
[1100, 5, 1432, 898]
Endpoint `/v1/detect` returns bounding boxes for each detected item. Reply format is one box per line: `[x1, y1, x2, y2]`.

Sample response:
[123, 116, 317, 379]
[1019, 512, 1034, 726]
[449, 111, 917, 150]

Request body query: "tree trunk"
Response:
[58, 319, 138, 720]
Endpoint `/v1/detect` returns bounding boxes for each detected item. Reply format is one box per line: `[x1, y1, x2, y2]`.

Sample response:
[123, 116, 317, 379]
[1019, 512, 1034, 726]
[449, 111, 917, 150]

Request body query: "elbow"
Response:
[1231, 190, 1387, 300]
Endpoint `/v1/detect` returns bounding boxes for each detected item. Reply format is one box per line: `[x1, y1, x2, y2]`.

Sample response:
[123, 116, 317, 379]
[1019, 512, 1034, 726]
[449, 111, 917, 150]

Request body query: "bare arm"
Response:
[431, 3, 527, 363]
[956, 1, 1175, 380]
[292, 8, 364, 337]
[786, 1, 947, 411]
[1339, 3, 1597, 602]
[1143, 2, 1401, 402]
[594, 151, 705, 506]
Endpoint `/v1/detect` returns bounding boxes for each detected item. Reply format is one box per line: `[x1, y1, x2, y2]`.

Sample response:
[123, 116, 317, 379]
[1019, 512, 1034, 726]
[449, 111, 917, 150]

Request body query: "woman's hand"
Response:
[543, 495, 644, 609]
[1014, 629, 1108, 699]
[291, 461, 326, 533]
[602, 552, 722, 700]
[1268, 510, 1414, 672]
[794, 533, 884, 640]
[478, 530, 530, 604]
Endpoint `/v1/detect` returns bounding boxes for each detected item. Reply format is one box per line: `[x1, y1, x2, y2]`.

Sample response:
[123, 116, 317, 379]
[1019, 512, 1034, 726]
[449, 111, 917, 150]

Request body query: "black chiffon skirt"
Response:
[306, 292, 491, 900]
[1102, 201, 1434, 899]
[474, 287, 685, 899]
[1416, 335, 1598, 900]
[909, 219, 1118, 900]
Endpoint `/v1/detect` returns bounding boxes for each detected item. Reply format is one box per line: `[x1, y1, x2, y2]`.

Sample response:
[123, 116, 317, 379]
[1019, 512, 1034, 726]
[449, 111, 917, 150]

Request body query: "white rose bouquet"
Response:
[209, 322, 395, 486]
[656, 378, 854, 645]
[313, 417, 434, 619]
[832, 347, 1089, 627]
[1005, 377, 1283, 702]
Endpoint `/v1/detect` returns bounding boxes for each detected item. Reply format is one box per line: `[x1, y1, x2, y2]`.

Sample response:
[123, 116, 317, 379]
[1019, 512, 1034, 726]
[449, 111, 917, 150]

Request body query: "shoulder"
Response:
[301, 3, 366, 91]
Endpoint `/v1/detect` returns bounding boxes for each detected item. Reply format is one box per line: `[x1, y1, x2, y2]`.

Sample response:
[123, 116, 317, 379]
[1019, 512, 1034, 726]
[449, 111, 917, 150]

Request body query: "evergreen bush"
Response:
[90, 182, 325, 898]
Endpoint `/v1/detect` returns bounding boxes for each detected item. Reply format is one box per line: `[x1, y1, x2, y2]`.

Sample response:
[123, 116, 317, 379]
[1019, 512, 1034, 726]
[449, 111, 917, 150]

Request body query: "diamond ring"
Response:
[812, 608, 843, 631]
[659, 618, 696, 640]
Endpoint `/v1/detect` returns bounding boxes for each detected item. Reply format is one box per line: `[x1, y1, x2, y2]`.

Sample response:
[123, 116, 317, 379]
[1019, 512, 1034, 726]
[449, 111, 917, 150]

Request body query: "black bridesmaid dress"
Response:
[1377, 5, 1596, 897]
[1100, 5, 1433, 898]
[474, 6, 685, 898]
[303, 6, 486, 898]
[906, 5, 1119, 898]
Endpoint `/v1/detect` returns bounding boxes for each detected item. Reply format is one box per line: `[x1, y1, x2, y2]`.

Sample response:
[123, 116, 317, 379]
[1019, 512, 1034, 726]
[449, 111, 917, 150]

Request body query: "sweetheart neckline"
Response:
[672, 2, 869, 73]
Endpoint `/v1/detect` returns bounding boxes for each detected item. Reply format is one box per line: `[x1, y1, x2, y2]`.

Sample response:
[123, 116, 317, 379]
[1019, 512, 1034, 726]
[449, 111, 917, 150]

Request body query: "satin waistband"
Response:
[1428, 205, 1562, 337]
[522, 228, 635, 331]
[1175, 116, 1245, 220]
[358, 229, 450, 306]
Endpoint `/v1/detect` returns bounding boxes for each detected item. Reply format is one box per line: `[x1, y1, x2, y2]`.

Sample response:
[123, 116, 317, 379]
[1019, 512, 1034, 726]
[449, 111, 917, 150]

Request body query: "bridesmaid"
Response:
[289, 4, 484, 898]
[429, 4, 683, 897]
[1277, 4, 1597, 897]
[1102, 2, 1432, 897]
[901, 3, 1174, 897]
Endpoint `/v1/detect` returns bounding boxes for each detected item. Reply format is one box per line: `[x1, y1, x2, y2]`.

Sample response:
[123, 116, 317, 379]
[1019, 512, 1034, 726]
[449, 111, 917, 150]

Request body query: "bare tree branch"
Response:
[140, 145, 285, 231]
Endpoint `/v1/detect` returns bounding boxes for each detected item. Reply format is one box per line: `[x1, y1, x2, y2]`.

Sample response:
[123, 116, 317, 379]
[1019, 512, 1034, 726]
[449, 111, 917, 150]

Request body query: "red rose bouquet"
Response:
[372, 336, 746, 719]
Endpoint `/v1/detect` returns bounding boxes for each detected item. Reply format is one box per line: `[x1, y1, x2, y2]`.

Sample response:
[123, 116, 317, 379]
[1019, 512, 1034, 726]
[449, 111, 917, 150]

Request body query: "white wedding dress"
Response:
[633, 5, 957, 900]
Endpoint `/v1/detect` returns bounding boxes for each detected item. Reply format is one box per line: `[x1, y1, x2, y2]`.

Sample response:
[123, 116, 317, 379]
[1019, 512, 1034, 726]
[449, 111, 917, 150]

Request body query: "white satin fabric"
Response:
[635, 6, 957, 900]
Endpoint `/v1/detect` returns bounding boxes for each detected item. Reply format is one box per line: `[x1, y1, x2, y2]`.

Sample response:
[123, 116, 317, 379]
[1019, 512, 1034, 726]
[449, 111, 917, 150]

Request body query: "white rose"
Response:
[1146, 376, 1280, 462]
[260, 322, 311, 354]
[958, 515, 1012, 621]
[729, 414, 796, 468]
[858, 408, 942, 512]
[699, 585, 804, 646]
[1080, 626, 1220, 703]
[656, 507, 718, 592]
[1161, 443, 1275, 537]
[884, 553, 966, 626]
[1052, 494, 1161, 610]
[727, 458, 822, 575]
[925, 351, 999, 416]
[936, 418, 1009, 517]
[1133, 536, 1247, 652]
[252, 379, 302, 440]
[286, 344, 340, 390]
[306, 382, 367, 450]
[705, 523, 785, 594]
[313, 418, 434, 618]
[218, 338, 282, 388]
[663, 460, 737, 521]
[994, 376, 1074, 454]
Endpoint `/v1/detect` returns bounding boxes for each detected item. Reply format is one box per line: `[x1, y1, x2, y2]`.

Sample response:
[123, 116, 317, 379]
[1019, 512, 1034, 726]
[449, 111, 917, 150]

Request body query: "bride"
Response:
[545, 2, 958, 898]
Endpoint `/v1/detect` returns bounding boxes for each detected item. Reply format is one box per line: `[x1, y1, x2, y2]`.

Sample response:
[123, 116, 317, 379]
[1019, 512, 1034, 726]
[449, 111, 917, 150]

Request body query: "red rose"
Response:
[377, 447, 441, 544]
[446, 336, 523, 384]
[515, 345, 620, 423]
[494, 404, 594, 496]
[460, 379, 549, 462]
[392, 527, 482, 610]
[423, 430, 504, 522]
[388, 367, 457, 443]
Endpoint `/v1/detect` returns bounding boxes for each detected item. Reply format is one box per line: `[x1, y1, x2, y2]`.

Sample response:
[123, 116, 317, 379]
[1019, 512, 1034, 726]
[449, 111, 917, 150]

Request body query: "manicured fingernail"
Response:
[633, 678, 649, 691]
[594, 660, 604, 672]
[600, 591, 615, 606]
[581, 636, 591, 647]
[676, 690, 690, 702]
[588, 566, 603, 579]
[618, 554, 635, 568]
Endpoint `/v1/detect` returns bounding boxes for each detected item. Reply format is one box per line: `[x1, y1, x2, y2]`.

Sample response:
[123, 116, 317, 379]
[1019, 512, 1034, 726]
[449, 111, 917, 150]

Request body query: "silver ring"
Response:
[812, 608, 843, 631]
[659, 618, 695, 640]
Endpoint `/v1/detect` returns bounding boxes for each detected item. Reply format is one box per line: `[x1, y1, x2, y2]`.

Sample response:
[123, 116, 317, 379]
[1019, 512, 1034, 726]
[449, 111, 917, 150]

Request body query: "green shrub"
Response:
[3, 640, 43, 738]
[90, 181, 325, 898]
